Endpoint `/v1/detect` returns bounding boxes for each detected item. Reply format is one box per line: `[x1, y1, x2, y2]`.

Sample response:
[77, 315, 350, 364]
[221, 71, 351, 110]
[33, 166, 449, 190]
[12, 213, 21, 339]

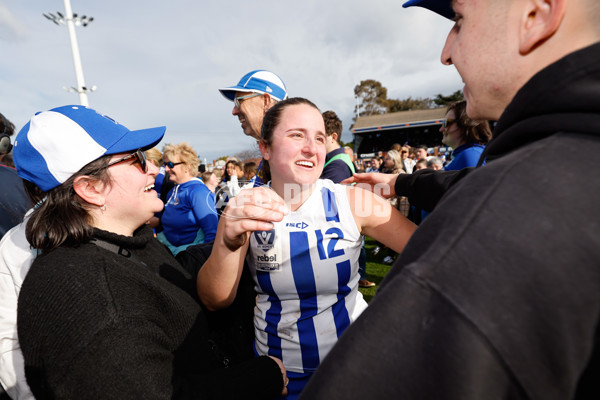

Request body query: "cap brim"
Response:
[402, 0, 455, 19]
[218, 86, 266, 102]
[105, 126, 166, 155]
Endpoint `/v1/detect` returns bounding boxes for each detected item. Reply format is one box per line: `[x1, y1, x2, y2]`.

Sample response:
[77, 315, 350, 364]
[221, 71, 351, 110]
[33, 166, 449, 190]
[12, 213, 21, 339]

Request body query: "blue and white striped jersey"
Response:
[247, 179, 367, 374]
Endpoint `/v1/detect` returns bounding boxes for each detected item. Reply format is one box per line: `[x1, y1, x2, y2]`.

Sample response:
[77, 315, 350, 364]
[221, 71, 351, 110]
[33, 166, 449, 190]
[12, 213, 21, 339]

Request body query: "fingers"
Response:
[222, 187, 288, 223]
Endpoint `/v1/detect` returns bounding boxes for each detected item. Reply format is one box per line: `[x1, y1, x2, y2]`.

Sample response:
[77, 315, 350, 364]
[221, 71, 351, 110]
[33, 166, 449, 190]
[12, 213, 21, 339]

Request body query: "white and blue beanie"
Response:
[219, 70, 288, 102]
[13, 105, 166, 192]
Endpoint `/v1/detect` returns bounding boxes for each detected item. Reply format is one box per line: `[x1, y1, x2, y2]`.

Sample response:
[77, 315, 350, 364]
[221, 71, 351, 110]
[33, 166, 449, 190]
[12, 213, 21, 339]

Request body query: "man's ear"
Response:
[262, 94, 273, 111]
[73, 176, 106, 207]
[259, 140, 270, 160]
[331, 132, 339, 144]
[520, 0, 567, 54]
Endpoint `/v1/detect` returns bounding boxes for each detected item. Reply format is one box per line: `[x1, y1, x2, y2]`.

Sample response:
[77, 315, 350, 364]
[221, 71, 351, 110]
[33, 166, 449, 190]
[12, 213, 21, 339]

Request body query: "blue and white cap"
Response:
[219, 70, 288, 102]
[13, 105, 166, 192]
[402, 0, 455, 19]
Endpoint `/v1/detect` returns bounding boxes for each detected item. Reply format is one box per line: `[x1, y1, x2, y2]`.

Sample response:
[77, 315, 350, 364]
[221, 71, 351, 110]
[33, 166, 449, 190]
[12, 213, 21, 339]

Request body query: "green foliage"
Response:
[352, 79, 462, 129]
[433, 90, 464, 106]
[354, 79, 389, 118]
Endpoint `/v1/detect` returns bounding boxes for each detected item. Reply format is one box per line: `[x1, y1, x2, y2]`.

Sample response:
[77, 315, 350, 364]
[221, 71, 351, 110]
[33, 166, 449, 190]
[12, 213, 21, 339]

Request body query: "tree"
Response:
[354, 80, 389, 119]
[386, 97, 434, 112]
[433, 90, 464, 106]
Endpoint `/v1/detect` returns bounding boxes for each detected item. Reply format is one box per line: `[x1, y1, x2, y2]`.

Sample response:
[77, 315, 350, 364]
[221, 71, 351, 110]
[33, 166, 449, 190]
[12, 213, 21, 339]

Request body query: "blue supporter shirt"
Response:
[161, 178, 218, 246]
[444, 143, 486, 171]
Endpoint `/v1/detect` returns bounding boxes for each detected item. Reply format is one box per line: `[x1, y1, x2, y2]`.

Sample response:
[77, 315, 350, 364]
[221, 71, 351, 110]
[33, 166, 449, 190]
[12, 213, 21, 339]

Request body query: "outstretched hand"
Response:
[341, 172, 398, 199]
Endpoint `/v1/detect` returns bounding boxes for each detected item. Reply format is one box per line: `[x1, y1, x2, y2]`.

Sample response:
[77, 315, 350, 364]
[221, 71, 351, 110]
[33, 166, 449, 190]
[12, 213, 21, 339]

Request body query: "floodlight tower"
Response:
[43, 0, 95, 106]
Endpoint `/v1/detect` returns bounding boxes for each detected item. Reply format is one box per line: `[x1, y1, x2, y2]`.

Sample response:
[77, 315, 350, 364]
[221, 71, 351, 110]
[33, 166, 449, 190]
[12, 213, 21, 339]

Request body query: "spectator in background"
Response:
[400, 146, 415, 173]
[223, 159, 252, 198]
[243, 161, 258, 186]
[427, 156, 444, 170]
[158, 143, 218, 255]
[321, 111, 355, 182]
[414, 145, 430, 161]
[201, 170, 220, 194]
[0, 111, 33, 399]
[441, 100, 492, 171]
[413, 158, 428, 171]
[219, 70, 288, 186]
[366, 156, 382, 173]
[0, 113, 30, 241]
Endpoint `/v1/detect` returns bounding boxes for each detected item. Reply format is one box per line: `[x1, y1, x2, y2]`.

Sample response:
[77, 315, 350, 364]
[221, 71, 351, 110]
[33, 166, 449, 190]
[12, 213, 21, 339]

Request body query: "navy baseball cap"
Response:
[219, 70, 288, 102]
[402, 0, 455, 19]
[13, 105, 166, 191]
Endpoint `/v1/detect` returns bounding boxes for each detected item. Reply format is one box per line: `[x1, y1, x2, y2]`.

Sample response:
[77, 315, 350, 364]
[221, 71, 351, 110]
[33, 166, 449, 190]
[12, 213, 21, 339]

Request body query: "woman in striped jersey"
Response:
[198, 97, 417, 399]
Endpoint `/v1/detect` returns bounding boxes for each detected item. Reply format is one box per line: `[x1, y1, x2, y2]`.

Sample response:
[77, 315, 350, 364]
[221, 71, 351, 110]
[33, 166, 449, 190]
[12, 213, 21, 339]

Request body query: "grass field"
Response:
[358, 236, 398, 303]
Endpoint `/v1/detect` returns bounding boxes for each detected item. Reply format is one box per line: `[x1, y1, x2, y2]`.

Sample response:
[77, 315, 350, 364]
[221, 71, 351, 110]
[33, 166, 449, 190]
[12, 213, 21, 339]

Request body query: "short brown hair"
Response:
[322, 110, 342, 144]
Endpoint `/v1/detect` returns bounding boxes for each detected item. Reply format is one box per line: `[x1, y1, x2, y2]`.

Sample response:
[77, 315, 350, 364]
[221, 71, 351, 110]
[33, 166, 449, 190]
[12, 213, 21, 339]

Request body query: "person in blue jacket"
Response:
[441, 100, 492, 171]
[158, 143, 218, 255]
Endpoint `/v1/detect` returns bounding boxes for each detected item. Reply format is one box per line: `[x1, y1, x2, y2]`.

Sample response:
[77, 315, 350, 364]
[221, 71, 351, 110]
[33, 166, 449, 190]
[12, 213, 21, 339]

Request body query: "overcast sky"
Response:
[0, 0, 462, 162]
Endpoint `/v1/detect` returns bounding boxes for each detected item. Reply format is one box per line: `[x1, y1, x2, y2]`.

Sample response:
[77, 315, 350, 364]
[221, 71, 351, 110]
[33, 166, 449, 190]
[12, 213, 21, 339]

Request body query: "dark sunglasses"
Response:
[442, 118, 456, 128]
[89, 149, 147, 175]
[163, 161, 185, 168]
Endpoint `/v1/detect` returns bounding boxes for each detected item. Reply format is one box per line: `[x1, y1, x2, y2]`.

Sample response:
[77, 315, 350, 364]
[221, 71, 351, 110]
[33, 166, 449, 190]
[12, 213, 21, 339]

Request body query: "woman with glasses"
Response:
[13, 106, 287, 399]
[440, 100, 492, 171]
[198, 98, 417, 399]
[158, 142, 219, 255]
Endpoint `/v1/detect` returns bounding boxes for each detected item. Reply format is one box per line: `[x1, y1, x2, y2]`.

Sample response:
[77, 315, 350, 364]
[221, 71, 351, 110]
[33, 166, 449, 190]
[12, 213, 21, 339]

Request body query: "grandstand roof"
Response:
[352, 108, 447, 133]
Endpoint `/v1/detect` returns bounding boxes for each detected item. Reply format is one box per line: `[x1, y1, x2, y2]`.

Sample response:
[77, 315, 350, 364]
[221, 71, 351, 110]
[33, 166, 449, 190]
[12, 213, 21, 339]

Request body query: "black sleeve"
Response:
[175, 355, 284, 400]
[177, 242, 258, 364]
[394, 168, 474, 212]
[300, 269, 525, 400]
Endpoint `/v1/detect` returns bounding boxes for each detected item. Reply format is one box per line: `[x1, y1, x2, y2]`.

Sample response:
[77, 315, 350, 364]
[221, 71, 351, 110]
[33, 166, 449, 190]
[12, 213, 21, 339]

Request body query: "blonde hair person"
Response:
[144, 147, 162, 168]
[382, 150, 404, 174]
[158, 143, 217, 255]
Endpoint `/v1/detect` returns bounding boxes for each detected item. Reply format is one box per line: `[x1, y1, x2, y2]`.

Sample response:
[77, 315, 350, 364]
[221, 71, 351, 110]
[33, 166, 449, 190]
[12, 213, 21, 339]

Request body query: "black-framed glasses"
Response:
[233, 93, 261, 109]
[442, 118, 456, 129]
[163, 161, 185, 169]
[89, 149, 147, 175]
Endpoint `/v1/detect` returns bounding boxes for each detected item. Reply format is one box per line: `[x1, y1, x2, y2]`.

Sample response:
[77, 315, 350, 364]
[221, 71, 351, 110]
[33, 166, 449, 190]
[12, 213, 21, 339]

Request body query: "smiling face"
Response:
[260, 103, 326, 194]
[102, 151, 163, 231]
[165, 154, 191, 184]
[441, 0, 519, 120]
[232, 91, 268, 139]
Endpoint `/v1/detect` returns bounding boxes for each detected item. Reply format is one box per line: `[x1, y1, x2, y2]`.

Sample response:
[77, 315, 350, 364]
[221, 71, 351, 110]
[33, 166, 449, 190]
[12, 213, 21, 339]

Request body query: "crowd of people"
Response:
[1, 0, 599, 399]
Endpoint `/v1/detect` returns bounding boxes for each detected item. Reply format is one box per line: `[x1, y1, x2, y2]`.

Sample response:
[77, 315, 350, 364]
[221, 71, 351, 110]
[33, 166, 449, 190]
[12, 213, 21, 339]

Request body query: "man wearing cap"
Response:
[219, 70, 288, 186]
[301, 0, 600, 399]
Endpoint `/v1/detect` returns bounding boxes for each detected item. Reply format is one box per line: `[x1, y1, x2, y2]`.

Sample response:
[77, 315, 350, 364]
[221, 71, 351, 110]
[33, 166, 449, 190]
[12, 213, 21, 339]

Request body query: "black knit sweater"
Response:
[17, 226, 283, 399]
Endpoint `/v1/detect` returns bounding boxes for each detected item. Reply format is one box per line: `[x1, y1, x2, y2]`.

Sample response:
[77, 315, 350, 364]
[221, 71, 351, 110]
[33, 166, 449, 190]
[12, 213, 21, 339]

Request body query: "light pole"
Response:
[43, 0, 95, 106]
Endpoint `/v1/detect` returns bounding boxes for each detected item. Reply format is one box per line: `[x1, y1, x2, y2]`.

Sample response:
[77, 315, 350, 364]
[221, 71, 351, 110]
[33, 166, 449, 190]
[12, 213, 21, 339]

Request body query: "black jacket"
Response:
[0, 164, 29, 240]
[18, 226, 283, 399]
[302, 42, 600, 400]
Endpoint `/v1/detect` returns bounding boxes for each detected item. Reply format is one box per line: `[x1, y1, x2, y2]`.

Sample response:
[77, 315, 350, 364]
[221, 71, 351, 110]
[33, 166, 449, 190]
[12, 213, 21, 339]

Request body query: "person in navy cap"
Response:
[219, 70, 288, 187]
[302, 0, 600, 398]
[12, 106, 288, 399]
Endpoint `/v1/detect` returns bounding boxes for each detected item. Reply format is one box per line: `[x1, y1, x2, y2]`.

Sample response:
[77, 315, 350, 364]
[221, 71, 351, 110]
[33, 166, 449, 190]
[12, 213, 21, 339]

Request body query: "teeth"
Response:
[296, 161, 314, 168]
[144, 184, 155, 192]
